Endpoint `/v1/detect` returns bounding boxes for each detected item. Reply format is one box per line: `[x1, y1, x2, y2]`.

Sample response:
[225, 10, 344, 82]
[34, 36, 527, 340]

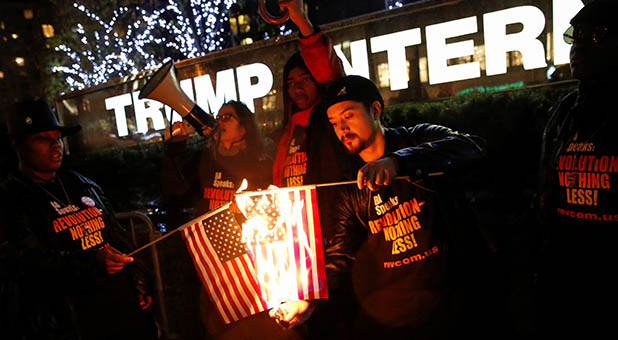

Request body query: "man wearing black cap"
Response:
[0, 100, 158, 340]
[270, 75, 490, 339]
[538, 0, 618, 337]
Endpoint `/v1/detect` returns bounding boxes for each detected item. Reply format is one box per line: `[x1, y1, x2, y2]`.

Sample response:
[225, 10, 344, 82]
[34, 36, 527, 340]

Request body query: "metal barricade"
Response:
[115, 212, 170, 339]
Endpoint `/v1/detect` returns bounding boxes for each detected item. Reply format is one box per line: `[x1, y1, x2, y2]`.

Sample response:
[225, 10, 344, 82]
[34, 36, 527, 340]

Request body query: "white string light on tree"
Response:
[52, 0, 237, 92]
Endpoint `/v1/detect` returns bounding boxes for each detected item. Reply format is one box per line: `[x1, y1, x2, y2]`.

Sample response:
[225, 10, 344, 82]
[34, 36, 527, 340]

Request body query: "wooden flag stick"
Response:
[127, 202, 231, 256]
[315, 172, 444, 188]
[314, 175, 407, 188]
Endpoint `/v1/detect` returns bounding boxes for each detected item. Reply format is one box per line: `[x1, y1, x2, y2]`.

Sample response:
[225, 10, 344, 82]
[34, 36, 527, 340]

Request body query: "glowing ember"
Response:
[236, 179, 248, 193]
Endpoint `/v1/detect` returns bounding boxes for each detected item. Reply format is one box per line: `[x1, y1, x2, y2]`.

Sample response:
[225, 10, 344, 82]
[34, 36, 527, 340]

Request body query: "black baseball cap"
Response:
[5, 100, 81, 136]
[571, 0, 618, 26]
[325, 75, 384, 111]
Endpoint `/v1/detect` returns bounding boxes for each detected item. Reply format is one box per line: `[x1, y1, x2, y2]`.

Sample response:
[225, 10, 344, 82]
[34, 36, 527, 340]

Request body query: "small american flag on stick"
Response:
[181, 205, 268, 324]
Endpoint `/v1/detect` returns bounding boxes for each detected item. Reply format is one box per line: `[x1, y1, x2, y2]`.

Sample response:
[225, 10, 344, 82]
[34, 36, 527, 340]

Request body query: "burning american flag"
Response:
[181, 185, 328, 324]
[235, 185, 328, 307]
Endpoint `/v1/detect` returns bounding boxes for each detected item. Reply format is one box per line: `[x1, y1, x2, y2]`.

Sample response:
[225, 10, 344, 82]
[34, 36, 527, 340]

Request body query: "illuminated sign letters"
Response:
[426, 16, 480, 85]
[107, 63, 272, 137]
[370, 29, 422, 90]
[484, 6, 548, 76]
[104, 0, 585, 137]
[236, 63, 274, 112]
[132, 92, 166, 134]
[194, 69, 237, 116]
[104, 93, 132, 137]
[334, 39, 370, 79]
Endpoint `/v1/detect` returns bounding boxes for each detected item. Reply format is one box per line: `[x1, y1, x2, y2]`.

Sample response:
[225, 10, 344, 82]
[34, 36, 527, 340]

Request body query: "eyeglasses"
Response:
[217, 113, 238, 122]
[563, 25, 609, 45]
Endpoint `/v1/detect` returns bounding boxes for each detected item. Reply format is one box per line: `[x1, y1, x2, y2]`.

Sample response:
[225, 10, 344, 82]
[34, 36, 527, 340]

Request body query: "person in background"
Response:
[270, 75, 491, 340]
[0, 99, 158, 340]
[271, 0, 356, 189]
[270, 1, 363, 338]
[537, 0, 618, 337]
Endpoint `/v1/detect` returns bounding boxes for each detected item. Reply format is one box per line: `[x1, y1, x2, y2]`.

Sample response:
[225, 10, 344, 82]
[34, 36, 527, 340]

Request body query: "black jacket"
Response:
[536, 79, 618, 338]
[325, 124, 486, 281]
[320, 125, 490, 338]
[538, 89, 578, 225]
[0, 170, 151, 340]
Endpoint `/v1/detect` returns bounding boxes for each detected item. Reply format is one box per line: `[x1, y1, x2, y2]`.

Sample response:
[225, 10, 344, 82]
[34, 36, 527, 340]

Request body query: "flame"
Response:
[236, 178, 248, 193]
[235, 187, 315, 308]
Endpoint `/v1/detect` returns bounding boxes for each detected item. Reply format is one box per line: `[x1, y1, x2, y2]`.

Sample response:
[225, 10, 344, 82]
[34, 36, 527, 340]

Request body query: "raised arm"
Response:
[281, 0, 344, 83]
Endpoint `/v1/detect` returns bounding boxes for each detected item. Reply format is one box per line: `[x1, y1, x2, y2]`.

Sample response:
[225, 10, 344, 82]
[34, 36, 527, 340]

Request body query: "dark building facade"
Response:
[0, 0, 58, 179]
[306, 0, 388, 25]
[0, 0, 57, 111]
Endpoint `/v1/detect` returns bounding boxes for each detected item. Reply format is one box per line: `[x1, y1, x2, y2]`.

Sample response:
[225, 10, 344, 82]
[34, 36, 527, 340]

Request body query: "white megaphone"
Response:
[139, 61, 216, 136]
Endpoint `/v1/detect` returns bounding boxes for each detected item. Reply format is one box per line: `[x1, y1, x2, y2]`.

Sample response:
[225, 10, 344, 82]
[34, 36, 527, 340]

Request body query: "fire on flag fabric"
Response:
[181, 205, 268, 324]
[235, 185, 328, 308]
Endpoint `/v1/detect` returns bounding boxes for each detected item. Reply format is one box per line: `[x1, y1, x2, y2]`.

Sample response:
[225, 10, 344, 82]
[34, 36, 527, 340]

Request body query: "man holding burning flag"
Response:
[271, 75, 491, 339]
[268, 1, 362, 338]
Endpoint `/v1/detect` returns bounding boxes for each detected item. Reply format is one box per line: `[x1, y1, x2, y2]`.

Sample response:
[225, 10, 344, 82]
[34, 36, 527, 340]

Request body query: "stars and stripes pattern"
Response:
[236, 185, 328, 305]
[181, 206, 268, 324]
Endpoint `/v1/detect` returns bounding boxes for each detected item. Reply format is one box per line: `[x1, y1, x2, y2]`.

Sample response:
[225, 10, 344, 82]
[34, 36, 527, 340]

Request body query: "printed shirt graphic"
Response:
[282, 126, 308, 188]
[42, 181, 111, 254]
[366, 180, 442, 277]
[200, 168, 243, 214]
[273, 107, 311, 188]
[352, 179, 448, 326]
[552, 130, 618, 224]
[197, 152, 257, 216]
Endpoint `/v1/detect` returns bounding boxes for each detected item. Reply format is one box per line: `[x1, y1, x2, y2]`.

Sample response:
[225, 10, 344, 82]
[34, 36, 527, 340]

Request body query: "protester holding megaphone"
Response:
[160, 100, 272, 232]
